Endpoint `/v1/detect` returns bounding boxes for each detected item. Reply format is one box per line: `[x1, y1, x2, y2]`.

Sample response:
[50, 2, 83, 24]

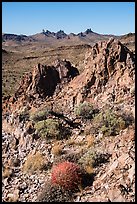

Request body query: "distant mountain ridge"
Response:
[2, 29, 135, 52]
[2, 28, 127, 42]
[2, 28, 97, 39]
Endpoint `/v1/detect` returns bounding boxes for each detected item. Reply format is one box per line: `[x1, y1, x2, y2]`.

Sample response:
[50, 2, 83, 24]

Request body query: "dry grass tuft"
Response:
[22, 151, 46, 173]
[51, 142, 64, 156]
[86, 135, 94, 148]
[84, 164, 94, 174]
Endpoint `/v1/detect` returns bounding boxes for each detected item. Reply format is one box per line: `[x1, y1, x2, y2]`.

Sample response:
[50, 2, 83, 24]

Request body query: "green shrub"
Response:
[74, 102, 94, 119]
[34, 118, 71, 139]
[78, 149, 94, 169]
[30, 107, 51, 122]
[92, 109, 126, 136]
[34, 119, 60, 139]
[78, 147, 111, 168]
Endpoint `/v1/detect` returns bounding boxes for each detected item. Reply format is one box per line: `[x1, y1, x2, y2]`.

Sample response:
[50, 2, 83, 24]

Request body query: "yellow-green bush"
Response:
[34, 118, 71, 139]
[92, 109, 126, 136]
[74, 102, 94, 119]
[30, 107, 51, 122]
[78, 147, 111, 169]
[22, 151, 46, 173]
[34, 119, 60, 139]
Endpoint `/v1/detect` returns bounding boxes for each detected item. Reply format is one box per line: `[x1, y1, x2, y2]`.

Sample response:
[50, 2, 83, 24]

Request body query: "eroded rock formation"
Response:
[15, 60, 79, 99]
[3, 38, 135, 117]
[51, 38, 135, 114]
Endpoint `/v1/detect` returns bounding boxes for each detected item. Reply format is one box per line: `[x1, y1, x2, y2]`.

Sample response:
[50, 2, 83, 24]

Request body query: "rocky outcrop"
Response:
[84, 38, 135, 102]
[2, 59, 80, 115]
[49, 38, 135, 116]
[2, 38, 135, 118]
[15, 59, 79, 99]
[15, 64, 60, 98]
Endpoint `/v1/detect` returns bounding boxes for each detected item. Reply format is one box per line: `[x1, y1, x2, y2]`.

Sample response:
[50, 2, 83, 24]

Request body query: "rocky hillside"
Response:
[2, 30, 135, 97]
[2, 44, 91, 97]
[2, 38, 135, 202]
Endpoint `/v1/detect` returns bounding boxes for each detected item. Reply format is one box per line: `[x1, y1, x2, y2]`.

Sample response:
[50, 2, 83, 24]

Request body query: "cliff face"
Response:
[83, 38, 135, 104]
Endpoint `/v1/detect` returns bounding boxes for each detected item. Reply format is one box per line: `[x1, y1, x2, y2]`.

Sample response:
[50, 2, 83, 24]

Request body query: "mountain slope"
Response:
[2, 38, 135, 202]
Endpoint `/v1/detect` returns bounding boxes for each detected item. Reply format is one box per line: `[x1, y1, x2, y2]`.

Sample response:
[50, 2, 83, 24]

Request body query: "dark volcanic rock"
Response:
[54, 59, 79, 82]
[12, 59, 79, 100]
[55, 30, 67, 39]
[85, 28, 93, 34]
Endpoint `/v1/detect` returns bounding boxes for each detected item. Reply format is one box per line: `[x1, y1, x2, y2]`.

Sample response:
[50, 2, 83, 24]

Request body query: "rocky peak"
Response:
[85, 28, 93, 34]
[77, 32, 86, 37]
[42, 29, 52, 36]
[55, 30, 67, 39]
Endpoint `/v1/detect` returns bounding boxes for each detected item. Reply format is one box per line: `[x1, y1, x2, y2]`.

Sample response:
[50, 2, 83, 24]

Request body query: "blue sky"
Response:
[2, 2, 135, 36]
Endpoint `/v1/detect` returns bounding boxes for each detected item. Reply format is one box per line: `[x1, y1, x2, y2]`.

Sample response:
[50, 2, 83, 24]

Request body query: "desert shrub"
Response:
[86, 135, 94, 148]
[78, 147, 111, 169]
[91, 109, 126, 136]
[78, 147, 95, 169]
[51, 161, 82, 191]
[74, 101, 94, 119]
[34, 119, 60, 139]
[2, 167, 13, 178]
[36, 180, 73, 202]
[34, 118, 70, 139]
[22, 151, 46, 173]
[30, 107, 51, 122]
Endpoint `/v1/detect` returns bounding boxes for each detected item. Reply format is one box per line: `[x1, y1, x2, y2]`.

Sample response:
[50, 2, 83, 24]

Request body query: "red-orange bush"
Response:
[51, 161, 82, 190]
